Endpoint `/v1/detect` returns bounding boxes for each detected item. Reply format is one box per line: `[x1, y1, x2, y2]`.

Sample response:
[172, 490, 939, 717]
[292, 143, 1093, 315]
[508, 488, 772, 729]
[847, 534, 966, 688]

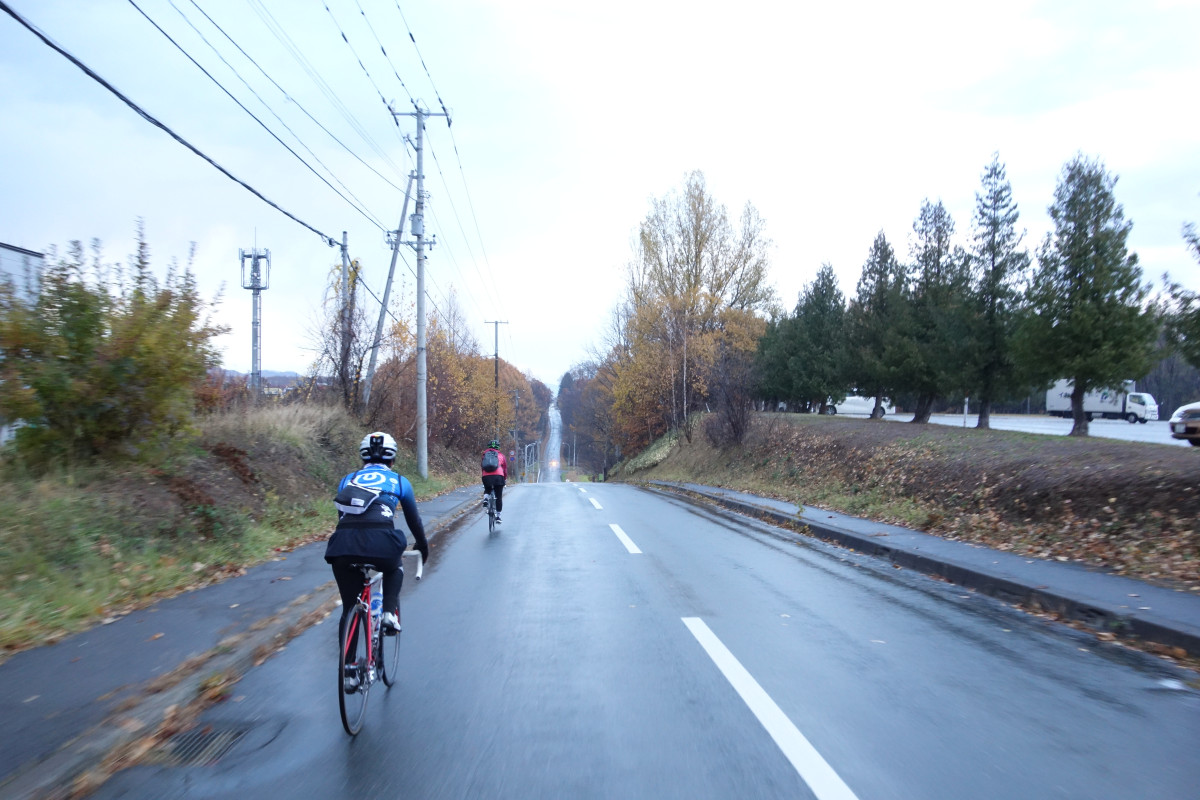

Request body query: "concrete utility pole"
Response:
[510, 388, 520, 469]
[508, 427, 518, 482]
[339, 232, 351, 405]
[363, 173, 416, 410]
[485, 320, 509, 438]
[239, 248, 270, 396]
[524, 441, 538, 483]
[392, 104, 449, 479]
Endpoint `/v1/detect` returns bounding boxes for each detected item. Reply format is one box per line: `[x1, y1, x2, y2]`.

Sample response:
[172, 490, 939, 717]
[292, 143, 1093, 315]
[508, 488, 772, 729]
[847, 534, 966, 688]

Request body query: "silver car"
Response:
[1168, 401, 1200, 446]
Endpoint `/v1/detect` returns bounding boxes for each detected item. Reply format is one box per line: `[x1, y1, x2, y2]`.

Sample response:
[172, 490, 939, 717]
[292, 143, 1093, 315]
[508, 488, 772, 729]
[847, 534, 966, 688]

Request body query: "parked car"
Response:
[824, 395, 896, 417]
[1168, 401, 1200, 446]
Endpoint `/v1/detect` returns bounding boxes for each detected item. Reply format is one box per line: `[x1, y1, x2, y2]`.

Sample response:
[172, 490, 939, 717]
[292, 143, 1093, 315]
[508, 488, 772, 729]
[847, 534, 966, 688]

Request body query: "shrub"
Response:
[0, 229, 226, 470]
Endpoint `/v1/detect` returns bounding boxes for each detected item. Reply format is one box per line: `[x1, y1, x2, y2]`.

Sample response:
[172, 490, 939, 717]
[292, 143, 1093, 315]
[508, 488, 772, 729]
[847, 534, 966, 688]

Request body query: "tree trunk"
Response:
[1070, 382, 1090, 436]
[910, 393, 934, 423]
[975, 399, 992, 430]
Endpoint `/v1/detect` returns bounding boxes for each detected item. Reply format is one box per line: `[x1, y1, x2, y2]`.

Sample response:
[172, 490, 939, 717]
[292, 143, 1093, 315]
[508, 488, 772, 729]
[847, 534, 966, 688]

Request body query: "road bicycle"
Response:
[338, 550, 423, 735]
[483, 489, 497, 534]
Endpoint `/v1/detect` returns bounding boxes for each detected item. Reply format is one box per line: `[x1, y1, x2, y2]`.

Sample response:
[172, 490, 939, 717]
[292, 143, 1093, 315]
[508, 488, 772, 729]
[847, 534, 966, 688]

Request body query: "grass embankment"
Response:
[0, 405, 474, 658]
[617, 412, 1199, 591]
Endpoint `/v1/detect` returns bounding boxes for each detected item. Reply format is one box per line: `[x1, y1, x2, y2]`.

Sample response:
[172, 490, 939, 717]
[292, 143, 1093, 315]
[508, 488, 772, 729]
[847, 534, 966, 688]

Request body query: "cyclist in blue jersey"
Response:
[325, 432, 429, 656]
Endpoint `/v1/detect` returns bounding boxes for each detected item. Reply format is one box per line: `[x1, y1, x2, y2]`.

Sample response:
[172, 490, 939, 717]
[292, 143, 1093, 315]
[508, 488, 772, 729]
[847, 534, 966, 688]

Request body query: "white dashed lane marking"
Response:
[682, 618, 859, 800]
[608, 524, 642, 554]
[589, 497, 602, 510]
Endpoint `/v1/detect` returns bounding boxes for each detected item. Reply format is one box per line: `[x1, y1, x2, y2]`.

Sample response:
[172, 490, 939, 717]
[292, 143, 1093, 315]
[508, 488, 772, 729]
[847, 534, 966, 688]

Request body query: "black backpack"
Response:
[481, 449, 500, 471]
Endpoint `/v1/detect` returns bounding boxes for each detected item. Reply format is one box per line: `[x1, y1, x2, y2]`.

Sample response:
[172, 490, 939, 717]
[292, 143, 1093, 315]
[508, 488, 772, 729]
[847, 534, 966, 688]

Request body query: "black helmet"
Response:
[487, 439, 500, 450]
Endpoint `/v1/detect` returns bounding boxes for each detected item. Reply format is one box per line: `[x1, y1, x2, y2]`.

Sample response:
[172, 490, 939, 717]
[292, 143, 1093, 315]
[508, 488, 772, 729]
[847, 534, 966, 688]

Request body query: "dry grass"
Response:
[623, 412, 1200, 590]
[0, 403, 470, 659]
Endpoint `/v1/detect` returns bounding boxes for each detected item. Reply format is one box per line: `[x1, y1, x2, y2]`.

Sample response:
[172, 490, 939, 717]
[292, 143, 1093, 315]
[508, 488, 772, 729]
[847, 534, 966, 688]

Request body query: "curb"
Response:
[644, 482, 1200, 658]
[1, 585, 340, 800]
[0, 491, 482, 800]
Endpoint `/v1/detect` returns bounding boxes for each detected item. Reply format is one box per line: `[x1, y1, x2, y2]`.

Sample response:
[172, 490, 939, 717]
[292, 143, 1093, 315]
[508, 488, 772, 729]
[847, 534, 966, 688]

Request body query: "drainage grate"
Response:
[144, 724, 248, 767]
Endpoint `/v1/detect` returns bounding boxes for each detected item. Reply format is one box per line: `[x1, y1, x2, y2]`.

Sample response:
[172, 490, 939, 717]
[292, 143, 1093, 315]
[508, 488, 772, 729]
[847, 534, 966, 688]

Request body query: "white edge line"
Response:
[589, 497, 603, 510]
[608, 523, 642, 554]
[681, 618, 859, 800]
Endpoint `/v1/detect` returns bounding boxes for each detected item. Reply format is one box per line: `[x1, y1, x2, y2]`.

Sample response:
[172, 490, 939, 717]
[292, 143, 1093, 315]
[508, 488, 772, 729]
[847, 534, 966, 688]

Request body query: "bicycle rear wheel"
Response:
[487, 494, 496, 534]
[338, 606, 371, 735]
[379, 607, 401, 687]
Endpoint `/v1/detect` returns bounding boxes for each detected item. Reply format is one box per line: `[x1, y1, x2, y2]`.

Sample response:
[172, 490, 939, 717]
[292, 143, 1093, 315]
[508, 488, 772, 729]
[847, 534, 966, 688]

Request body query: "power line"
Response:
[246, 0, 408, 180]
[389, 0, 450, 121]
[424, 140, 504, 310]
[126, 0, 386, 231]
[184, 0, 408, 194]
[161, 0, 387, 229]
[343, 6, 500, 362]
[0, 0, 336, 246]
[420, 203, 491, 325]
[352, 0, 416, 109]
[320, 0, 398, 118]
[386, 4, 504, 343]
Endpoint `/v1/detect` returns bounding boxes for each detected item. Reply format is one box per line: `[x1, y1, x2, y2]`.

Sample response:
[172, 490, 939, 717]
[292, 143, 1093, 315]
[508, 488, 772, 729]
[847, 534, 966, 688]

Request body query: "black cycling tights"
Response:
[482, 475, 505, 512]
[330, 555, 402, 616]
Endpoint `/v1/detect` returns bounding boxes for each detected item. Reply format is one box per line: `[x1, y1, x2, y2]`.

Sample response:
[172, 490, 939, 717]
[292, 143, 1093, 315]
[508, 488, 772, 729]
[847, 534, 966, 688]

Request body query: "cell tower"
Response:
[239, 248, 270, 395]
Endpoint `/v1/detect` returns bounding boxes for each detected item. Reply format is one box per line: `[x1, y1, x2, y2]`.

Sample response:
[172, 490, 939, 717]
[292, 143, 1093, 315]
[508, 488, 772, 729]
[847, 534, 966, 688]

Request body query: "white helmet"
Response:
[359, 431, 398, 462]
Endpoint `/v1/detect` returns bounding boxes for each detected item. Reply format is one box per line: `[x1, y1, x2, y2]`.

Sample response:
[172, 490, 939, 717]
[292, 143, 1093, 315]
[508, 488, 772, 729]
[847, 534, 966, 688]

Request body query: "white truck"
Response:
[1045, 379, 1158, 423]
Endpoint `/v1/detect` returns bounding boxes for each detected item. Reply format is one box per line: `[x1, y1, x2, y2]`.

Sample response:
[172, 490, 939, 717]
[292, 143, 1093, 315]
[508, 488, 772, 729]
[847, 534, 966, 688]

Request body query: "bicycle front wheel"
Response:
[338, 606, 371, 735]
[379, 608, 401, 687]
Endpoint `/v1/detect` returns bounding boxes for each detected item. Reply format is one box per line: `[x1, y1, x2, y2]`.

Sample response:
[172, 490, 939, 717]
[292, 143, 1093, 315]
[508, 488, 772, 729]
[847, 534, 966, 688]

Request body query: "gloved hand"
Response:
[417, 541, 430, 563]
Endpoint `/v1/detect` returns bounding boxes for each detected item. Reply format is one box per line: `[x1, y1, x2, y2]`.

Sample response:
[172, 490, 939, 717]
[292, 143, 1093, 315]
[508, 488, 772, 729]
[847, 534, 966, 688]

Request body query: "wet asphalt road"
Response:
[94, 482, 1200, 800]
[543, 405, 563, 483]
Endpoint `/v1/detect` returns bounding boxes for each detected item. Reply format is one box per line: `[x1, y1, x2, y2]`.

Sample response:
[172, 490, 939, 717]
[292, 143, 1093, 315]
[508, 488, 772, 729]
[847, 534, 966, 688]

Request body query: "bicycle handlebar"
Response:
[403, 549, 424, 581]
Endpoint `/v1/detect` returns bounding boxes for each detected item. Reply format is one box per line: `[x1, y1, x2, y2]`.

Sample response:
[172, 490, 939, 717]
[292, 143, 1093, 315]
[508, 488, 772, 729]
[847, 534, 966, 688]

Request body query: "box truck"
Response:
[1045, 379, 1158, 423]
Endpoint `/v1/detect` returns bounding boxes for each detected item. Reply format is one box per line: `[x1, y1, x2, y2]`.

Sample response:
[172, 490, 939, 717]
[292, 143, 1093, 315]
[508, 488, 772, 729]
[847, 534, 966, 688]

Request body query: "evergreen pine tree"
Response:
[1016, 155, 1157, 436]
[847, 232, 905, 417]
[969, 154, 1031, 428]
[791, 263, 848, 411]
[897, 199, 972, 423]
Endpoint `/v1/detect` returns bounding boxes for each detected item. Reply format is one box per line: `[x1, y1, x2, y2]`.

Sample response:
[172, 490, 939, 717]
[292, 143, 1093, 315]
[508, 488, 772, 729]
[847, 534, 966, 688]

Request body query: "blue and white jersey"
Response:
[325, 462, 425, 563]
[335, 463, 412, 527]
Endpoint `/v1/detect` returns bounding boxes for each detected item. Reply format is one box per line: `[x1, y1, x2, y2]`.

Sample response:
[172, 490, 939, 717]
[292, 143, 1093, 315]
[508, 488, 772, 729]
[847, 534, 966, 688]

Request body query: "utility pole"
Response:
[510, 388, 519, 481]
[339, 232, 352, 409]
[239, 248, 270, 396]
[363, 173, 415, 410]
[485, 320, 508, 437]
[392, 104, 449, 479]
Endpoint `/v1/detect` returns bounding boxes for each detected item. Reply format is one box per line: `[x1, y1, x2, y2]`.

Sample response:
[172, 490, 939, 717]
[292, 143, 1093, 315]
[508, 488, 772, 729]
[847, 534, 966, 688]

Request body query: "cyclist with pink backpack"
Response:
[480, 438, 508, 523]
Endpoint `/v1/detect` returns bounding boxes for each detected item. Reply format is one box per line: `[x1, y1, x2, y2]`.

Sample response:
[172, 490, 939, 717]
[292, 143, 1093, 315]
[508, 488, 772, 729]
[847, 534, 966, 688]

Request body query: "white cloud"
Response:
[2, 0, 1197, 390]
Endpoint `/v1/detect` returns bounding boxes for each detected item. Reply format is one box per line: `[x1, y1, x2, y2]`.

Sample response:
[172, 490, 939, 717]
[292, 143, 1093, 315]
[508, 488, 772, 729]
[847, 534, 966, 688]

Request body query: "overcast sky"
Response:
[2, 0, 1198, 391]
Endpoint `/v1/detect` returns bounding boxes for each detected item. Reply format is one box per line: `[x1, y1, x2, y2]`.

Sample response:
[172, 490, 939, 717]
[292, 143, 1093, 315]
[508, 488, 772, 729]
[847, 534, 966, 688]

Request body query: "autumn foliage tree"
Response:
[616, 171, 774, 447]
[0, 228, 226, 468]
